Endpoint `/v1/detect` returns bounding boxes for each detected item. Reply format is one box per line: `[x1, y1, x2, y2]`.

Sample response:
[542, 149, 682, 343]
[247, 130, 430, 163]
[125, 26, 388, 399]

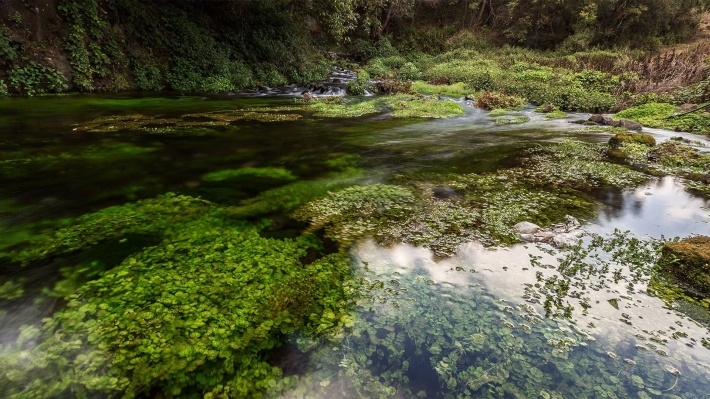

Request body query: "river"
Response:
[1, 93, 709, 398]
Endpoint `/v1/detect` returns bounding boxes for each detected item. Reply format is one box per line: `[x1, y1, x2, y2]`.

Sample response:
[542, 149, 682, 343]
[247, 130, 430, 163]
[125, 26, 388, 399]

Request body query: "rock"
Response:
[659, 236, 710, 296]
[301, 90, 313, 102]
[535, 231, 556, 241]
[589, 114, 605, 123]
[465, 94, 475, 101]
[608, 132, 656, 148]
[589, 115, 642, 131]
[676, 103, 697, 113]
[432, 186, 459, 199]
[552, 230, 585, 248]
[519, 234, 535, 242]
[565, 215, 580, 227]
[514, 221, 541, 234]
[616, 119, 643, 131]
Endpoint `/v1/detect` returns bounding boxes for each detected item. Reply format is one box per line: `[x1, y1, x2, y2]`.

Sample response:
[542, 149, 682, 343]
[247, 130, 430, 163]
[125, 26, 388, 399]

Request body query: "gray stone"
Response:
[565, 215, 581, 227]
[589, 114, 605, 123]
[514, 221, 541, 234]
[553, 230, 585, 248]
[519, 234, 535, 242]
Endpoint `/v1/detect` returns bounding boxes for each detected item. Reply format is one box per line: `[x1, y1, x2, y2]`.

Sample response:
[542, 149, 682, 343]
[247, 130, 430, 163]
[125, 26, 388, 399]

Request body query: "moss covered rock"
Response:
[608, 132, 656, 148]
[659, 236, 710, 296]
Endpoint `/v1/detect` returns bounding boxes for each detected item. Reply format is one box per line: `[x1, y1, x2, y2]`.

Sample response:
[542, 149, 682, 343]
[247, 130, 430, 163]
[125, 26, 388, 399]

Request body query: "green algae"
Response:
[493, 116, 530, 125]
[387, 96, 465, 119]
[202, 167, 297, 183]
[411, 81, 469, 97]
[308, 98, 380, 118]
[545, 110, 568, 119]
[274, 254, 705, 399]
[1, 218, 354, 399]
[10, 194, 212, 265]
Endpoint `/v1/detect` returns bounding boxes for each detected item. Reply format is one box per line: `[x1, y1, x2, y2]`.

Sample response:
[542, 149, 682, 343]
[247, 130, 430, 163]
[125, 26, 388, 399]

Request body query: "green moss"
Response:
[616, 103, 710, 134]
[489, 108, 508, 117]
[202, 167, 297, 183]
[608, 132, 656, 148]
[226, 168, 364, 219]
[411, 81, 468, 97]
[10, 194, 212, 265]
[388, 97, 465, 119]
[545, 110, 568, 119]
[615, 103, 676, 126]
[658, 236, 710, 296]
[493, 116, 530, 125]
[308, 98, 379, 118]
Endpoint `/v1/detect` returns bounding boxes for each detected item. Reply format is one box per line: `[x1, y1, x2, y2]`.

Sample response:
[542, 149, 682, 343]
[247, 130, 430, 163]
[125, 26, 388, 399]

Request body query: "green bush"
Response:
[397, 62, 420, 80]
[8, 61, 67, 95]
[411, 81, 468, 97]
[364, 58, 390, 78]
[474, 91, 526, 110]
[133, 62, 163, 91]
[346, 70, 372, 95]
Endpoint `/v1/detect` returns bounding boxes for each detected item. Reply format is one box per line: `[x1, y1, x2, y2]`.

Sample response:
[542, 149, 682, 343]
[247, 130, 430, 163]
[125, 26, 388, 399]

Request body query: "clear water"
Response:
[1, 95, 709, 398]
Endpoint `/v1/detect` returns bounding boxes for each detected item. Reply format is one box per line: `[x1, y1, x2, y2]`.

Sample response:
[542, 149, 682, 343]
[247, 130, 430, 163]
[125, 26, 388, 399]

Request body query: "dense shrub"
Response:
[475, 91, 526, 110]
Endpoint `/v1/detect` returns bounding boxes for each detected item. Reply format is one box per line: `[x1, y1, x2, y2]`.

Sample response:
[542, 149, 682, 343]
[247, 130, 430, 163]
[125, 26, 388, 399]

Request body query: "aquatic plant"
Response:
[526, 229, 664, 318]
[493, 116, 530, 125]
[411, 81, 469, 97]
[545, 110, 568, 119]
[608, 132, 656, 148]
[10, 194, 212, 265]
[388, 97, 465, 119]
[274, 253, 705, 399]
[0, 220, 354, 398]
[309, 98, 380, 118]
[522, 140, 648, 188]
[201, 167, 297, 183]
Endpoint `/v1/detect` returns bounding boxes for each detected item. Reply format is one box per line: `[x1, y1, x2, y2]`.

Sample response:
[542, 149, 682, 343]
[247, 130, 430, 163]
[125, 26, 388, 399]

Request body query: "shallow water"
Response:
[1, 94, 709, 398]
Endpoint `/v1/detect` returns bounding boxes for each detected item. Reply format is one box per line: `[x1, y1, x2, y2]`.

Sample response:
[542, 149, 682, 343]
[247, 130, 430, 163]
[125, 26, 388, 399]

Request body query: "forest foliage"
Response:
[0, 0, 709, 94]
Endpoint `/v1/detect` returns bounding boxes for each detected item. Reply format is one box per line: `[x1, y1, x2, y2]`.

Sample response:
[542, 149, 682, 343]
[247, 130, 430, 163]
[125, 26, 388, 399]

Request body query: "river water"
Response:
[1, 94, 709, 398]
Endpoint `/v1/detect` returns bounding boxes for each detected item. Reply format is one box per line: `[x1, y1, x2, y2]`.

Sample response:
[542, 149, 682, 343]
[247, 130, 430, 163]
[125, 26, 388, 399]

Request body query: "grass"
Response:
[411, 81, 469, 97]
[387, 97, 465, 118]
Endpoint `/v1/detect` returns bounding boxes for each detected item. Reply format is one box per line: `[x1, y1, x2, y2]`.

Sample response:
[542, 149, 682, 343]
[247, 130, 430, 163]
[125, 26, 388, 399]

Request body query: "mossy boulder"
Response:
[659, 236, 710, 296]
[608, 132, 656, 148]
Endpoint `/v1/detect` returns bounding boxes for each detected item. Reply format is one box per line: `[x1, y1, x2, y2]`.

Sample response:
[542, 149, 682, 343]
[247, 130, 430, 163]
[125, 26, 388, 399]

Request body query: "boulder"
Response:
[552, 230, 585, 248]
[659, 236, 710, 296]
[589, 114, 605, 124]
[432, 186, 460, 199]
[514, 221, 541, 234]
[588, 115, 642, 131]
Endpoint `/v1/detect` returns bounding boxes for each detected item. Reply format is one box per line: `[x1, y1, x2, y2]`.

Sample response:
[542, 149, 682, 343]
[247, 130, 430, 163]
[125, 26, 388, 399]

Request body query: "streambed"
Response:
[0, 94, 709, 398]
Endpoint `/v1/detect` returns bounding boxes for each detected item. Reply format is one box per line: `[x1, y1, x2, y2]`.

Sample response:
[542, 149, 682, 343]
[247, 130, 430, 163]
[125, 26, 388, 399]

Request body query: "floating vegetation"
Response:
[272, 254, 709, 398]
[308, 98, 379, 118]
[523, 140, 648, 188]
[387, 96, 465, 119]
[185, 110, 302, 122]
[1, 219, 354, 399]
[545, 110, 568, 119]
[0, 142, 157, 176]
[493, 115, 530, 125]
[72, 109, 302, 134]
[201, 167, 297, 183]
[525, 229, 663, 318]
